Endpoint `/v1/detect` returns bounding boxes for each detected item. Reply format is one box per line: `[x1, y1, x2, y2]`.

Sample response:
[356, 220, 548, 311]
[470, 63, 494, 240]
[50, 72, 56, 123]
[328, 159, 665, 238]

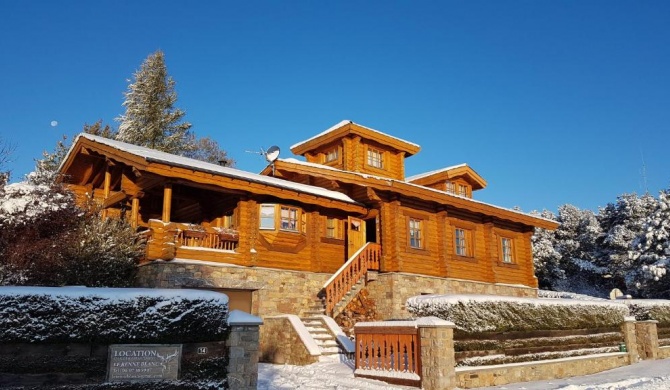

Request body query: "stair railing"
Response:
[322, 242, 381, 316]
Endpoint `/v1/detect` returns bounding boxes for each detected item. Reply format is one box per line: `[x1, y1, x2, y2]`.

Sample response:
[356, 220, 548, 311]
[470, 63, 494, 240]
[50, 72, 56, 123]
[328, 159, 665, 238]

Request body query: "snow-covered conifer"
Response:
[628, 190, 670, 297]
[116, 50, 194, 155]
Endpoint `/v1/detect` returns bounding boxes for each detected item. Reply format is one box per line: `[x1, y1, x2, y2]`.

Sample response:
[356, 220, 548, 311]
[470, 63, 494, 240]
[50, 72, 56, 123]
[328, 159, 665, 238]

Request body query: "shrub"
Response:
[0, 287, 229, 344]
[626, 299, 670, 326]
[406, 294, 629, 333]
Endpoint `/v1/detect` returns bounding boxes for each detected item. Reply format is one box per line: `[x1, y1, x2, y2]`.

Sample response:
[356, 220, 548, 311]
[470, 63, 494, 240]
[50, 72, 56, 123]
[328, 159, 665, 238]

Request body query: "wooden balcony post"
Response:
[130, 197, 140, 229]
[162, 183, 172, 223]
[101, 168, 111, 219]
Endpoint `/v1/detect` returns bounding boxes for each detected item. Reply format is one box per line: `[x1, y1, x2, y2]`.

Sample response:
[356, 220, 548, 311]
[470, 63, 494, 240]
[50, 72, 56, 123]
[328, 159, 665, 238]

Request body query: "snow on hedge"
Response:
[0, 286, 229, 343]
[406, 294, 629, 333]
[625, 299, 670, 326]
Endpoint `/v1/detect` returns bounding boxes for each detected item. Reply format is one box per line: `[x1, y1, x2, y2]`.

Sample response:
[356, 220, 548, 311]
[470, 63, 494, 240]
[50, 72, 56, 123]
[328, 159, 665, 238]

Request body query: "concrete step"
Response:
[320, 346, 341, 355]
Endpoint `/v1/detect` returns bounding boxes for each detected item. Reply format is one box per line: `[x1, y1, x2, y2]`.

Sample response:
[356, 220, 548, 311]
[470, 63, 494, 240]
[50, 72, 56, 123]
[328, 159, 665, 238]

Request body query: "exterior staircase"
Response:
[301, 298, 340, 356]
[296, 243, 381, 358]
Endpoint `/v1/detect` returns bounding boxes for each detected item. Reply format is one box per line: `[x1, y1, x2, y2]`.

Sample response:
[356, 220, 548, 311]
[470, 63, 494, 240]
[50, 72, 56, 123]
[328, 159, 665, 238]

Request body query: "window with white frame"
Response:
[409, 218, 423, 249]
[367, 148, 383, 169]
[501, 237, 514, 263]
[458, 184, 468, 197]
[446, 181, 456, 194]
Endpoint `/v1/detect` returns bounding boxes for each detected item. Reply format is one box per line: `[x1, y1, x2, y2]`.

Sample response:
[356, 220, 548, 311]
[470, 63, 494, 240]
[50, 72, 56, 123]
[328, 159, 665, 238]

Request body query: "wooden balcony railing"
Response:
[322, 242, 381, 316]
[354, 321, 421, 387]
[176, 225, 239, 251]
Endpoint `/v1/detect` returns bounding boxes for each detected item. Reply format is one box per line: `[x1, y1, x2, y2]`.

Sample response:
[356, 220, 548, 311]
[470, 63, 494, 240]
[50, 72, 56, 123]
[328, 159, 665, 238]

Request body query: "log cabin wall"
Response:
[378, 197, 538, 288]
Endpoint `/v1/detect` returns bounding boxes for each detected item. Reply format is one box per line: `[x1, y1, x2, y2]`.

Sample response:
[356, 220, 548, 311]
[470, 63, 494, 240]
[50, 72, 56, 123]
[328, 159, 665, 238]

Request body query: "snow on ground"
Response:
[258, 357, 670, 390]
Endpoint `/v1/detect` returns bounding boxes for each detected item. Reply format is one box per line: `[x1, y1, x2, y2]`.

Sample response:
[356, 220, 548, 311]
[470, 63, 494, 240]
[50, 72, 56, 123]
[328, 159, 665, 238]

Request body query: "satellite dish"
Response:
[265, 145, 280, 163]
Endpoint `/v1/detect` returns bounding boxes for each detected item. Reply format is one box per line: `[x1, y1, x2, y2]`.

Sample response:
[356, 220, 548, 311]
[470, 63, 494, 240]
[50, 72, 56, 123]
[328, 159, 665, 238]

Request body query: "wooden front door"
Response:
[347, 216, 366, 259]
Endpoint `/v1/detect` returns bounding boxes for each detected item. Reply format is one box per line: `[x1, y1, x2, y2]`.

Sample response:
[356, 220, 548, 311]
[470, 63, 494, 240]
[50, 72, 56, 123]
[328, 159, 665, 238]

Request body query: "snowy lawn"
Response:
[258, 358, 670, 390]
[258, 356, 416, 390]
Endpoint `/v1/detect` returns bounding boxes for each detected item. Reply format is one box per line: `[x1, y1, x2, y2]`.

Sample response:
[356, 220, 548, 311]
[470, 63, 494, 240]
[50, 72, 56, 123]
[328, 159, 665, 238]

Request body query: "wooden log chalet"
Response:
[59, 120, 557, 320]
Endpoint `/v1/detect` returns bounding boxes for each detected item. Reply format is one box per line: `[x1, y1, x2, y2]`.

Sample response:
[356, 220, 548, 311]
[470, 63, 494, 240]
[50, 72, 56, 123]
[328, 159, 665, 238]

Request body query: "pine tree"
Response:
[597, 192, 658, 292]
[84, 120, 117, 139]
[531, 210, 563, 289]
[30, 135, 70, 185]
[182, 135, 235, 166]
[628, 190, 670, 297]
[116, 50, 194, 155]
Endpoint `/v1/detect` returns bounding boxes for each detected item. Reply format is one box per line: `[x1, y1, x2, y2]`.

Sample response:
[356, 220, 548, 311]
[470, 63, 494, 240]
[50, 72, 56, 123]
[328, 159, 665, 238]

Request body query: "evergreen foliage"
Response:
[116, 50, 194, 155]
[84, 120, 117, 138]
[533, 190, 670, 299]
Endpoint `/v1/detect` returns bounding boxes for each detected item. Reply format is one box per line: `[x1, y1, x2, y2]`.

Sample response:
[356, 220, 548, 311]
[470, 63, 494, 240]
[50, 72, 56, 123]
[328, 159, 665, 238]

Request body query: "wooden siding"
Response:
[381, 202, 537, 287]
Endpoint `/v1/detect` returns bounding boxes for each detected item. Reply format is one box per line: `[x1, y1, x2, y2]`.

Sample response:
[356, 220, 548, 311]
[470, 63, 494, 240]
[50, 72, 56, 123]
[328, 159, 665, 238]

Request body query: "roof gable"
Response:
[290, 120, 421, 157]
[406, 164, 487, 190]
[60, 133, 361, 205]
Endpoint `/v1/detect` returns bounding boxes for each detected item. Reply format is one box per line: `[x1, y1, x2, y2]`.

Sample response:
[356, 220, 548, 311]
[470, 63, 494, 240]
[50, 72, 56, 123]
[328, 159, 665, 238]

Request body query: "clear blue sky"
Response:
[1, 1, 668, 213]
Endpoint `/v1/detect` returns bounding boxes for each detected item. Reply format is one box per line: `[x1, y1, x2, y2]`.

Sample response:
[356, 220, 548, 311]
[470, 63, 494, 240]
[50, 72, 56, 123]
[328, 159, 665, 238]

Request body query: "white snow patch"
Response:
[290, 120, 420, 151]
[319, 315, 355, 354]
[404, 163, 469, 182]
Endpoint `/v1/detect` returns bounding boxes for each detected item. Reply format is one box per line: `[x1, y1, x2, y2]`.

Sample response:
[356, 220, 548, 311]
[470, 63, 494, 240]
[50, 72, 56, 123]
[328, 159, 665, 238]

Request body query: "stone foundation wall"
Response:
[659, 346, 670, 359]
[456, 353, 630, 389]
[259, 316, 320, 365]
[137, 261, 329, 317]
[365, 273, 537, 320]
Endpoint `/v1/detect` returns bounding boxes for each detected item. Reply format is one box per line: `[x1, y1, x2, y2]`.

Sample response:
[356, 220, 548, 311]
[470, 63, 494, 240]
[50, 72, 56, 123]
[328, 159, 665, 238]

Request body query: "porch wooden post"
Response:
[101, 168, 111, 219]
[162, 184, 172, 223]
[130, 197, 140, 229]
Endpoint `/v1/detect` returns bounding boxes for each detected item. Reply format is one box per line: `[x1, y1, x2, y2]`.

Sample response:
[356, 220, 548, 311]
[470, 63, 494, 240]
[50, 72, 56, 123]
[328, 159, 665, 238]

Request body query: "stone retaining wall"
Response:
[455, 353, 629, 389]
[365, 273, 537, 320]
[259, 316, 320, 365]
[137, 261, 330, 316]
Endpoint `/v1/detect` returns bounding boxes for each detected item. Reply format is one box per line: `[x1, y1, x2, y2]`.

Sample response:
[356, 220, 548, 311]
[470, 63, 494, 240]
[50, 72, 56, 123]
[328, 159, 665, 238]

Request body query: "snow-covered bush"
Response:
[0, 180, 144, 287]
[625, 299, 670, 326]
[0, 287, 229, 343]
[406, 294, 629, 333]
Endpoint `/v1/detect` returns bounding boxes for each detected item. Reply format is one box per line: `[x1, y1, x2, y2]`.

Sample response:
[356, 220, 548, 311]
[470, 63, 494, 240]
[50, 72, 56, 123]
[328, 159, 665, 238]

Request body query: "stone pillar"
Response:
[417, 317, 457, 390]
[621, 318, 639, 363]
[635, 320, 660, 360]
[227, 310, 263, 390]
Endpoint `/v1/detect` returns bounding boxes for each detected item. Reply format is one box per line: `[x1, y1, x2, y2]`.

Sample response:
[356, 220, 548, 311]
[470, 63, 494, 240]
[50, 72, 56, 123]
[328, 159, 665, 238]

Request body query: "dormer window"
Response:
[367, 148, 384, 169]
[325, 148, 338, 163]
[446, 181, 456, 194]
[458, 184, 468, 197]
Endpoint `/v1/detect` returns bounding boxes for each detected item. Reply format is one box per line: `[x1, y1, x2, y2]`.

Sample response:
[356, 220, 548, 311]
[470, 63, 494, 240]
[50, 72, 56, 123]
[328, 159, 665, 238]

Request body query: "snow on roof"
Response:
[290, 120, 420, 151]
[70, 134, 359, 205]
[277, 158, 556, 225]
[405, 163, 468, 182]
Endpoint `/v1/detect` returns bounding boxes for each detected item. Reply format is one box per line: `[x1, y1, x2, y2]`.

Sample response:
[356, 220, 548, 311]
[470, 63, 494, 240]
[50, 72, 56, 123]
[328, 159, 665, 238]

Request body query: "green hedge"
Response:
[406, 294, 629, 333]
